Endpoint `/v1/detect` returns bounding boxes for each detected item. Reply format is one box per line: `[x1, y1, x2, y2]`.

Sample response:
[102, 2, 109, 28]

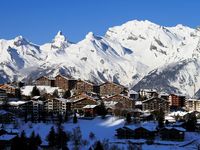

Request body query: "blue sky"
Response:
[0, 0, 199, 44]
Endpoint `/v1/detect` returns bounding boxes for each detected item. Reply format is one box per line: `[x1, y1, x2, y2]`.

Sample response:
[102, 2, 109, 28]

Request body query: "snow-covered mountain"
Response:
[0, 20, 200, 97]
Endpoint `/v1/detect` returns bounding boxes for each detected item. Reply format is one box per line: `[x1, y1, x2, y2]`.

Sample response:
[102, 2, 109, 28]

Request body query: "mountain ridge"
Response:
[0, 20, 200, 97]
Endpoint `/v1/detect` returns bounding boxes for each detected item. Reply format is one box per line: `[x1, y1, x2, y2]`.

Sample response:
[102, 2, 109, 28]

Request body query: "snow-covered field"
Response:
[5, 116, 199, 150]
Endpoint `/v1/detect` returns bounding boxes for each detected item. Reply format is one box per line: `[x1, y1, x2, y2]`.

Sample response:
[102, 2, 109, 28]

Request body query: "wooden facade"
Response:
[115, 126, 156, 139]
[142, 97, 169, 112]
[0, 84, 16, 95]
[54, 74, 77, 91]
[72, 97, 98, 113]
[103, 94, 134, 110]
[36, 76, 55, 87]
[160, 127, 185, 141]
[98, 82, 126, 97]
[75, 80, 93, 94]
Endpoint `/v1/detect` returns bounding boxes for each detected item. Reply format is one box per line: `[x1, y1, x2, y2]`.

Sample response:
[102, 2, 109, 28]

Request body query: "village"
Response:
[0, 74, 200, 149]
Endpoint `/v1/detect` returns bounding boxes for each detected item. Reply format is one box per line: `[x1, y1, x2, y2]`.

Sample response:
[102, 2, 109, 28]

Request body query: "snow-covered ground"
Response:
[4, 116, 199, 150]
[21, 85, 61, 96]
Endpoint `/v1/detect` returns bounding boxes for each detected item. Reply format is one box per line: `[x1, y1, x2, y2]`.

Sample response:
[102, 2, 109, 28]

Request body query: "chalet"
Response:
[83, 105, 97, 117]
[75, 80, 94, 94]
[35, 76, 55, 87]
[133, 126, 156, 139]
[116, 122, 157, 139]
[138, 89, 158, 100]
[0, 84, 16, 95]
[104, 101, 123, 115]
[185, 99, 200, 112]
[115, 127, 134, 139]
[0, 110, 15, 123]
[169, 94, 185, 109]
[71, 97, 98, 114]
[0, 89, 7, 105]
[98, 82, 126, 97]
[54, 74, 77, 90]
[142, 97, 169, 113]
[0, 134, 17, 149]
[160, 127, 185, 141]
[128, 90, 139, 100]
[159, 92, 169, 101]
[103, 94, 134, 110]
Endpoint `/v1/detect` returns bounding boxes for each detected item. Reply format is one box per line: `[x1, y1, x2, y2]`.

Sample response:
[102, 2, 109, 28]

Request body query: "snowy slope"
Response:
[133, 58, 200, 97]
[0, 20, 200, 96]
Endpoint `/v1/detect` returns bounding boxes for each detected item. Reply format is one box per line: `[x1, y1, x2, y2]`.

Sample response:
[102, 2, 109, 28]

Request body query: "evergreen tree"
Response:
[47, 127, 56, 147]
[53, 89, 59, 98]
[98, 101, 107, 119]
[72, 127, 82, 149]
[56, 126, 69, 149]
[31, 85, 40, 97]
[158, 109, 165, 128]
[58, 114, 63, 126]
[28, 131, 37, 150]
[126, 113, 132, 124]
[20, 130, 28, 149]
[11, 135, 20, 150]
[64, 111, 69, 122]
[15, 88, 22, 99]
[94, 141, 104, 150]
[73, 113, 78, 124]
[185, 113, 197, 131]
[35, 134, 42, 147]
[63, 90, 71, 98]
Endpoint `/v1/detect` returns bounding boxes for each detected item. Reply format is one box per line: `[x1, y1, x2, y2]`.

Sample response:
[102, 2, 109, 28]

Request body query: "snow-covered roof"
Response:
[159, 92, 169, 96]
[129, 90, 138, 95]
[32, 96, 41, 99]
[4, 129, 19, 134]
[135, 101, 142, 105]
[164, 127, 186, 132]
[165, 116, 176, 122]
[54, 98, 74, 103]
[0, 110, 11, 115]
[139, 89, 157, 92]
[8, 100, 30, 106]
[104, 101, 119, 108]
[0, 134, 17, 141]
[169, 111, 188, 117]
[186, 98, 199, 102]
[83, 105, 97, 109]
[126, 121, 157, 132]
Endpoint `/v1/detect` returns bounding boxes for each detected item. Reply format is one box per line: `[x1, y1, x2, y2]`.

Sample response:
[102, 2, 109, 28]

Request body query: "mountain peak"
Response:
[85, 32, 95, 40]
[53, 31, 66, 43]
[13, 36, 28, 46]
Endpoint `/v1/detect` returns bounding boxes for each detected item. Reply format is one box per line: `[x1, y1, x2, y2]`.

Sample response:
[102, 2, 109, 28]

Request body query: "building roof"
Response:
[8, 100, 31, 106]
[104, 101, 119, 108]
[142, 97, 168, 103]
[135, 101, 142, 105]
[126, 121, 157, 132]
[32, 96, 41, 100]
[164, 127, 186, 132]
[129, 90, 138, 95]
[0, 134, 17, 141]
[36, 76, 55, 81]
[83, 105, 97, 109]
[99, 81, 125, 88]
[54, 98, 74, 103]
[0, 110, 13, 116]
